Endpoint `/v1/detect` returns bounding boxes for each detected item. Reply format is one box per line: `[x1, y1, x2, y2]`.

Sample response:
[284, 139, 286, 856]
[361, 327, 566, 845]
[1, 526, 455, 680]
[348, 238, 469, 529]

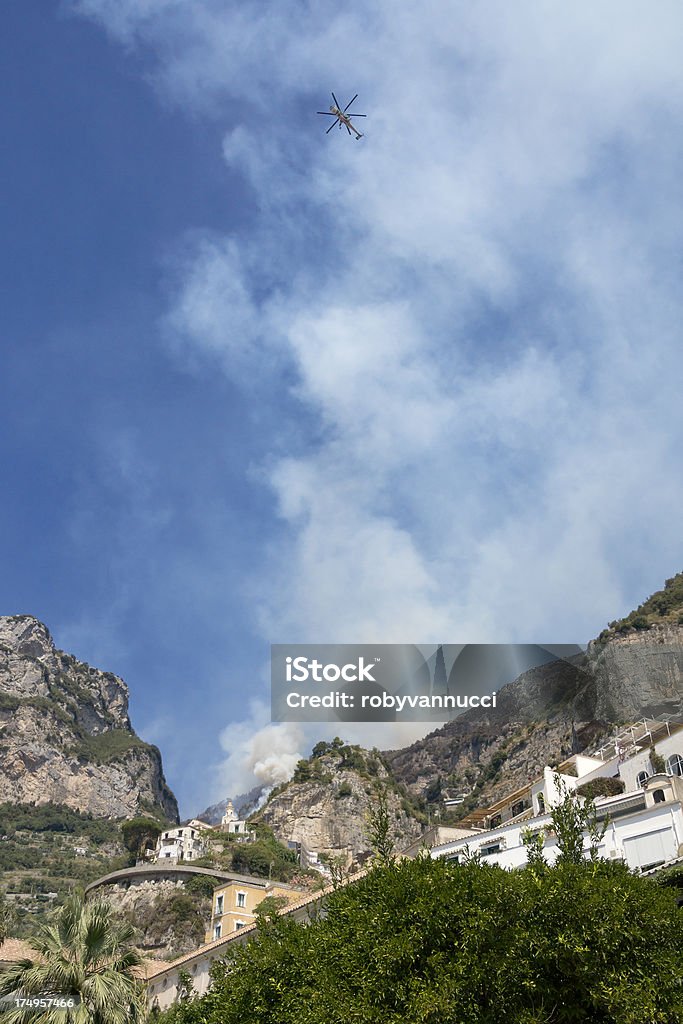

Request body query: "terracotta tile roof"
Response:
[0, 938, 170, 982]
[135, 958, 174, 980]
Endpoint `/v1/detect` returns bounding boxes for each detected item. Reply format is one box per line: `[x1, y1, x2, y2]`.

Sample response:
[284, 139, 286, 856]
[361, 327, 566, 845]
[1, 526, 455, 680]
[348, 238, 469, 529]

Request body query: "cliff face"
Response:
[257, 748, 422, 863]
[110, 879, 209, 959]
[585, 625, 683, 721]
[0, 615, 178, 821]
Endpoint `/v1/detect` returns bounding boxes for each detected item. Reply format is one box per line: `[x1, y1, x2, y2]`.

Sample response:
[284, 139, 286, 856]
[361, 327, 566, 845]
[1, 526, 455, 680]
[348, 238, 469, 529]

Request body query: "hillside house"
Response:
[219, 800, 250, 837]
[206, 876, 300, 941]
[156, 821, 211, 863]
[147, 879, 323, 1012]
[431, 719, 683, 872]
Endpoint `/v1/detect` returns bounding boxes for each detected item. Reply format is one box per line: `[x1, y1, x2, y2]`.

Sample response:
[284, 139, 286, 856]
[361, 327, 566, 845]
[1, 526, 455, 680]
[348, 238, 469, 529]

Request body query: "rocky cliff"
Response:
[256, 744, 422, 864]
[585, 625, 683, 722]
[0, 615, 178, 821]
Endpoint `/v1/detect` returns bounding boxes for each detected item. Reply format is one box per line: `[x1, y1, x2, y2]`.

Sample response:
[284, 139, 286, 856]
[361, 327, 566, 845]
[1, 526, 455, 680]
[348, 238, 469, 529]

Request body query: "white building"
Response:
[431, 719, 683, 873]
[220, 800, 250, 836]
[156, 822, 210, 863]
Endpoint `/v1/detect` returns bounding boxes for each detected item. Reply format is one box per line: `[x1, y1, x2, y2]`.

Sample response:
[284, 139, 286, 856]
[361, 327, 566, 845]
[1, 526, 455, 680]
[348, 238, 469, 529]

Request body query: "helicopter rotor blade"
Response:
[350, 113, 366, 117]
[331, 92, 340, 110]
[343, 94, 358, 112]
[345, 123, 352, 135]
[326, 120, 337, 134]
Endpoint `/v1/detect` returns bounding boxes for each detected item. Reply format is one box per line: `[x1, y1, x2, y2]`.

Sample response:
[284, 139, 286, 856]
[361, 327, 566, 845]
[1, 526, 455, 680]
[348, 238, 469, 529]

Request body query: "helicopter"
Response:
[317, 93, 366, 139]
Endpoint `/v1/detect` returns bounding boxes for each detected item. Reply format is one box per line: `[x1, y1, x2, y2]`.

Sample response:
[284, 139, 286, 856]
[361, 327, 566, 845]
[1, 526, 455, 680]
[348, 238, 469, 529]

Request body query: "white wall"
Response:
[431, 796, 683, 875]
[618, 733, 683, 793]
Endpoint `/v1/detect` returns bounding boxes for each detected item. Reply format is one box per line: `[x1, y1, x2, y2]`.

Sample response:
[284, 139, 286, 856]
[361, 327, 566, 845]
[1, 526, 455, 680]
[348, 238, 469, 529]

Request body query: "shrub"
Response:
[576, 777, 625, 800]
[185, 874, 220, 899]
[159, 857, 683, 1024]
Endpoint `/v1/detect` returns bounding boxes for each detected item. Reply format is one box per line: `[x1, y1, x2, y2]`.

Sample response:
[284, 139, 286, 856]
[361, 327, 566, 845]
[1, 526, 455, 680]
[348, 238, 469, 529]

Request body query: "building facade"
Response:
[156, 822, 210, 863]
[207, 876, 299, 941]
[431, 720, 683, 873]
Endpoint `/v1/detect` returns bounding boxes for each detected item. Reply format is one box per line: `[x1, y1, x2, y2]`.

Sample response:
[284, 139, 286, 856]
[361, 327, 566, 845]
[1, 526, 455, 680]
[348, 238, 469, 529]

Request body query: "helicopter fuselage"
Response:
[330, 107, 363, 138]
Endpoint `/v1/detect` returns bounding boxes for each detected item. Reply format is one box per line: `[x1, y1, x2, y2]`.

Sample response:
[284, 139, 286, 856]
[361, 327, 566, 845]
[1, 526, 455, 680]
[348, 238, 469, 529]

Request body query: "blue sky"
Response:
[2, 1, 682, 817]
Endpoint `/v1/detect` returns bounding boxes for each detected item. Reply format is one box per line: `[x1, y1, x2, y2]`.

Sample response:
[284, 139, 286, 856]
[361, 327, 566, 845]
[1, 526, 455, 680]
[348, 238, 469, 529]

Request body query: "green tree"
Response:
[176, 969, 194, 1003]
[521, 827, 546, 873]
[120, 818, 163, 862]
[156, 856, 683, 1024]
[0, 894, 146, 1023]
[0, 892, 12, 944]
[650, 745, 667, 774]
[365, 786, 395, 866]
[550, 774, 606, 865]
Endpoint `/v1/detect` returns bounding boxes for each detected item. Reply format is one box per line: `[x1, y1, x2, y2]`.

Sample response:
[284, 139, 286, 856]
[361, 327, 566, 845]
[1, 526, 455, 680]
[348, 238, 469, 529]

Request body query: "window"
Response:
[653, 789, 666, 804]
[213, 923, 222, 940]
[215, 895, 224, 915]
[480, 838, 505, 857]
[666, 754, 683, 777]
[236, 891, 246, 908]
[537, 794, 545, 813]
[636, 771, 649, 788]
[235, 921, 246, 931]
[511, 800, 526, 818]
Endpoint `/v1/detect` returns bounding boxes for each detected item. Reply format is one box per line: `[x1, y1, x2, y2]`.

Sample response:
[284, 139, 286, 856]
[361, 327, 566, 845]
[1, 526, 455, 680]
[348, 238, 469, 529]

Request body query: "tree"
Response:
[120, 818, 163, 862]
[550, 774, 606, 865]
[365, 786, 395, 866]
[176, 969, 194, 1003]
[156, 856, 683, 1024]
[0, 894, 146, 1023]
[521, 827, 546, 873]
[0, 893, 12, 944]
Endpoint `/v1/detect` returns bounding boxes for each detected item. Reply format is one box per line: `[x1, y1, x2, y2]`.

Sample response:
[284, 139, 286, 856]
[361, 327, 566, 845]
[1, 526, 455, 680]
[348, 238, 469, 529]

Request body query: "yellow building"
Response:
[206, 875, 300, 941]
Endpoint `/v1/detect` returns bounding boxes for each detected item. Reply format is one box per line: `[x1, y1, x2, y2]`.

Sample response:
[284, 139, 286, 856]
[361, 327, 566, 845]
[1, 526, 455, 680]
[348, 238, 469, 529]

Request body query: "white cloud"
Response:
[72, 0, 683, 774]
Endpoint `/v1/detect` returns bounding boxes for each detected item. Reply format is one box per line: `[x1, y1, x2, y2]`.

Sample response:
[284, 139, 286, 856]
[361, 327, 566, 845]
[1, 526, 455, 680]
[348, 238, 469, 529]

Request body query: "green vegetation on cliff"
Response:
[599, 571, 683, 638]
[268, 739, 427, 826]
[0, 803, 129, 937]
[191, 823, 301, 883]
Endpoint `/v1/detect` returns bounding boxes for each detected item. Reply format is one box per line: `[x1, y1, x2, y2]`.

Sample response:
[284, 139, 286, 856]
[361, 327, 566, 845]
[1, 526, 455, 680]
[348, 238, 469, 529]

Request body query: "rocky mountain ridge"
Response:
[0, 615, 178, 821]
